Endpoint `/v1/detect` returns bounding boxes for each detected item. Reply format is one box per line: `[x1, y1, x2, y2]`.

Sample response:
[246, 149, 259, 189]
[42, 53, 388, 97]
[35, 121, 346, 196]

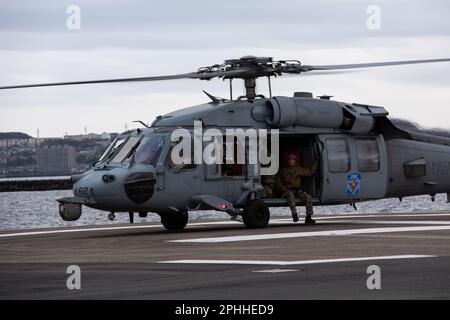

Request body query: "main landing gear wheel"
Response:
[160, 211, 188, 231]
[242, 199, 270, 229]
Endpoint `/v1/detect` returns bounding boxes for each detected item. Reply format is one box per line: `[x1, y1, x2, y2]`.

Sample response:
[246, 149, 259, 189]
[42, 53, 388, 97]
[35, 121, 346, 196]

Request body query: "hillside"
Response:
[0, 132, 33, 140]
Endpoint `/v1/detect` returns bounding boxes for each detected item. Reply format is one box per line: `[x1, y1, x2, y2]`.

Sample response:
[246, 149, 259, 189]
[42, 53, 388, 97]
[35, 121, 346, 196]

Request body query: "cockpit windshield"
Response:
[98, 136, 126, 162]
[132, 135, 166, 167]
[98, 134, 166, 166]
[108, 136, 141, 163]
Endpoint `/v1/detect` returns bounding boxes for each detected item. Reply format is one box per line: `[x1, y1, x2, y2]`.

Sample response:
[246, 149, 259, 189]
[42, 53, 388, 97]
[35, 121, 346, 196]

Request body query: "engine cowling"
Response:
[264, 96, 343, 128]
[252, 96, 388, 134]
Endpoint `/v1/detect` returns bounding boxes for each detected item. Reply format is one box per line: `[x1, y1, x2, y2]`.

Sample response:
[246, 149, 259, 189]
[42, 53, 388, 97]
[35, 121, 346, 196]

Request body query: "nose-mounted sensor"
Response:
[102, 174, 115, 183]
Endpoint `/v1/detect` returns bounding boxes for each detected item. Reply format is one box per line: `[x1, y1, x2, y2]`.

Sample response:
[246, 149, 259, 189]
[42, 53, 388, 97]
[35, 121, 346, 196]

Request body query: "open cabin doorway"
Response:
[261, 134, 321, 206]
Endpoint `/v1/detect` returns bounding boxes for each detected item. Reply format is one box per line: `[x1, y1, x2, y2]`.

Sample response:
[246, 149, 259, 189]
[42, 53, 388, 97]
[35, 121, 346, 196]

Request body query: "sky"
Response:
[0, 0, 449, 137]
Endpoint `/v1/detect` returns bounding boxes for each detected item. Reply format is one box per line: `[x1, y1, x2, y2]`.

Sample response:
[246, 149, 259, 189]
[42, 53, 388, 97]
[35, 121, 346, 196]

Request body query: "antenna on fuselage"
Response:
[133, 120, 149, 128]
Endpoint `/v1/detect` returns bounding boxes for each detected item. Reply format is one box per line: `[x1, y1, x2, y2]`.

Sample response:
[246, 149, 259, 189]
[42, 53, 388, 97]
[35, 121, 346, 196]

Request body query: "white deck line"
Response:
[168, 225, 450, 243]
[1, 212, 450, 239]
[159, 255, 436, 266]
[322, 220, 450, 225]
[253, 269, 299, 273]
[0, 220, 241, 238]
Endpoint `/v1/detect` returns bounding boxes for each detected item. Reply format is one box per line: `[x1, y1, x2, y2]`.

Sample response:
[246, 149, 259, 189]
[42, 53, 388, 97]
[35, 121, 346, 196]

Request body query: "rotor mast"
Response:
[244, 77, 257, 100]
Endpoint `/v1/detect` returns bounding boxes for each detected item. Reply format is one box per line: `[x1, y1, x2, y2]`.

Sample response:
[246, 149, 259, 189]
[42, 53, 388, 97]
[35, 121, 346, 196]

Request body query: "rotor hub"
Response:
[198, 56, 303, 80]
[197, 56, 303, 99]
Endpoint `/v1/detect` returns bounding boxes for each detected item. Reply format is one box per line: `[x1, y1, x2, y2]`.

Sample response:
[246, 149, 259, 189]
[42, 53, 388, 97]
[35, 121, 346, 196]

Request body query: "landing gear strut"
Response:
[129, 212, 134, 224]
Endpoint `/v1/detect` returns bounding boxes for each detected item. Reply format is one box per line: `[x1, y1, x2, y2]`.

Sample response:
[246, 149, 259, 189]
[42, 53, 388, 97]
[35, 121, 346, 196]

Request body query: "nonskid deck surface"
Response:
[1, 212, 450, 299]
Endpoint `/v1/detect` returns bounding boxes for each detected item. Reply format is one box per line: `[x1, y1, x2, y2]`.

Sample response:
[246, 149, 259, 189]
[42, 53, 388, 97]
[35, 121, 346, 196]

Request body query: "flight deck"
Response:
[1, 212, 450, 299]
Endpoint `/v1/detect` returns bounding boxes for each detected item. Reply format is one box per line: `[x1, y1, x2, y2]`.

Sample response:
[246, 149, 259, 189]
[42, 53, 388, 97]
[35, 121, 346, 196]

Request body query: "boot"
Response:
[305, 215, 316, 224]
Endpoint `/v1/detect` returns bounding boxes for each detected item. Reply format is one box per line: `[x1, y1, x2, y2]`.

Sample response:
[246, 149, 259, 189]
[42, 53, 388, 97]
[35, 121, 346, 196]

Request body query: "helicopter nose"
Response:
[71, 173, 85, 183]
[72, 167, 157, 209]
[72, 168, 128, 204]
[72, 171, 103, 198]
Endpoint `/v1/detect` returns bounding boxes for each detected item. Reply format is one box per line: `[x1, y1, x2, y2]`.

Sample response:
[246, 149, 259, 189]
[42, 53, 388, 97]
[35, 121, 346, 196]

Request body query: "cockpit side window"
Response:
[133, 136, 166, 167]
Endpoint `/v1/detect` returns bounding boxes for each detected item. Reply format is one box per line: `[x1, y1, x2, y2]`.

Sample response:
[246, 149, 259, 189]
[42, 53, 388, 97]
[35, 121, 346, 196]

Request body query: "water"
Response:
[0, 190, 448, 231]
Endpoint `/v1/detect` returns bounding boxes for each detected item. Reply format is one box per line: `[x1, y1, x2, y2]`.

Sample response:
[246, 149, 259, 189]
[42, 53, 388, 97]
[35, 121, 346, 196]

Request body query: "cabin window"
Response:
[326, 138, 350, 173]
[356, 138, 380, 172]
[221, 141, 245, 177]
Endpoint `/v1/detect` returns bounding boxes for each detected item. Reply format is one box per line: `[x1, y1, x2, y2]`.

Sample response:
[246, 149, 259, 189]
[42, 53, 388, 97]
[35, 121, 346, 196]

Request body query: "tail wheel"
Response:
[160, 211, 188, 230]
[242, 199, 270, 229]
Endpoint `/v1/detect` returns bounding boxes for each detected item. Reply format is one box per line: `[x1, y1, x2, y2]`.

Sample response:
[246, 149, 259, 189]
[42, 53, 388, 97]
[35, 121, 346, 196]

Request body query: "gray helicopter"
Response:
[2, 55, 450, 230]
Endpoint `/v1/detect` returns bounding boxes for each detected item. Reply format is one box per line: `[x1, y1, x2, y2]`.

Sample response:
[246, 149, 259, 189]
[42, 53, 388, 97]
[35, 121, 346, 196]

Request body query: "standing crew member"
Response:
[275, 153, 318, 224]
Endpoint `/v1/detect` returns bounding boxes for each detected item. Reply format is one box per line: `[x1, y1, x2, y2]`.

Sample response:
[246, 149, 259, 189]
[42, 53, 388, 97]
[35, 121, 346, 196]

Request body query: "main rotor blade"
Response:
[0, 68, 249, 90]
[0, 72, 197, 90]
[303, 58, 450, 71]
[2, 57, 449, 90]
[0, 73, 200, 90]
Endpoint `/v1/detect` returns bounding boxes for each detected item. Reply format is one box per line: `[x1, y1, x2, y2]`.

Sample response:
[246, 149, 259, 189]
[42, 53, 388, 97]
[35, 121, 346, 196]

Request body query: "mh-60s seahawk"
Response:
[2, 56, 450, 230]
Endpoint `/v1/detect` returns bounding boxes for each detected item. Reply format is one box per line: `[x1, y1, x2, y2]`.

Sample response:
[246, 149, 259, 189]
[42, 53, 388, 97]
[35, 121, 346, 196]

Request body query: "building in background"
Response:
[64, 132, 112, 141]
[0, 131, 117, 177]
[37, 145, 77, 174]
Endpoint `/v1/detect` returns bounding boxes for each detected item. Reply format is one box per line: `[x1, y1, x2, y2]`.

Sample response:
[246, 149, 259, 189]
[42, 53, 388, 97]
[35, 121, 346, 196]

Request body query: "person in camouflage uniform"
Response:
[275, 153, 318, 224]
